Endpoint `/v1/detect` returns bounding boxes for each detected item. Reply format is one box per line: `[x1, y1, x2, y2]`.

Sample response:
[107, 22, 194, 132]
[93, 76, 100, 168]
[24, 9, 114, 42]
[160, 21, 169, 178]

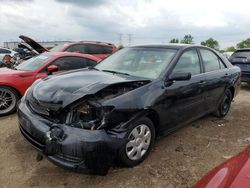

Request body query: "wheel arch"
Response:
[228, 86, 235, 99]
[144, 109, 160, 137]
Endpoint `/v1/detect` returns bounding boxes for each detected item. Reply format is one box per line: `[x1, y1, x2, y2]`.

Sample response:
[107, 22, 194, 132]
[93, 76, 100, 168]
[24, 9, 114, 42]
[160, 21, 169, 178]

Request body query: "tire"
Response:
[118, 117, 155, 167]
[0, 86, 19, 116]
[214, 89, 232, 118]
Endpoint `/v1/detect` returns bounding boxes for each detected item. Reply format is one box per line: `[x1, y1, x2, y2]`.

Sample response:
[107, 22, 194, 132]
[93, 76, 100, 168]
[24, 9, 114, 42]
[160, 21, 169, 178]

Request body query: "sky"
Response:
[0, 0, 250, 49]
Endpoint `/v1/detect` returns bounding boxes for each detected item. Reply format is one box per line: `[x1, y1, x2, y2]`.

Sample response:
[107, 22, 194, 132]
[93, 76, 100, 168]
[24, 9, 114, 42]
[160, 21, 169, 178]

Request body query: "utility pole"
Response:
[118, 33, 123, 45]
[127, 34, 132, 46]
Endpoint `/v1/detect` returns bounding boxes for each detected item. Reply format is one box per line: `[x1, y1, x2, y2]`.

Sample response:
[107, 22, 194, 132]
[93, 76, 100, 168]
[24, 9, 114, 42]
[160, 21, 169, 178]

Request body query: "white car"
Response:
[0, 47, 17, 62]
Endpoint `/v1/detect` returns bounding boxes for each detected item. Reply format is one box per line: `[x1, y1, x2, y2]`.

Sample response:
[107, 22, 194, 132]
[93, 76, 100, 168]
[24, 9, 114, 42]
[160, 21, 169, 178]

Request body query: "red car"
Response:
[20, 35, 117, 59]
[195, 145, 250, 188]
[0, 52, 100, 116]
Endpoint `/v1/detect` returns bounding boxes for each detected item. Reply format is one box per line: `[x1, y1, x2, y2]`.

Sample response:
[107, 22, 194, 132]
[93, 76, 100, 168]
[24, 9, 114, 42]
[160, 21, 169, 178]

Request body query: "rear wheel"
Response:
[118, 117, 155, 167]
[0, 86, 19, 116]
[214, 89, 232, 118]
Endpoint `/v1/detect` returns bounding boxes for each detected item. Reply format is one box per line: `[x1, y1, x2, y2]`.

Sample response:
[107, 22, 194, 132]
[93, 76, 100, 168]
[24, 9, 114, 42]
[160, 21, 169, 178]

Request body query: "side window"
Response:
[87, 45, 106, 54]
[219, 59, 226, 69]
[52, 57, 88, 71]
[66, 45, 86, 53]
[86, 59, 97, 66]
[200, 49, 220, 72]
[103, 46, 113, 54]
[173, 49, 201, 76]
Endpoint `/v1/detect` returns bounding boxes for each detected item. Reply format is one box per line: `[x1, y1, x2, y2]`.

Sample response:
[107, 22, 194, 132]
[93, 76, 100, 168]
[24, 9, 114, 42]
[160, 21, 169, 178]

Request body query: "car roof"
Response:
[62, 41, 116, 48]
[234, 48, 250, 52]
[130, 44, 199, 50]
[45, 52, 101, 61]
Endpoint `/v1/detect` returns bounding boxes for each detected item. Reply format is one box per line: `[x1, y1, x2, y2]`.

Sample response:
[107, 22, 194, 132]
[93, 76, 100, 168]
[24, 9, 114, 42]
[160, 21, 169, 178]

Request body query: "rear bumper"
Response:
[241, 72, 250, 83]
[17, 99, 126, 175]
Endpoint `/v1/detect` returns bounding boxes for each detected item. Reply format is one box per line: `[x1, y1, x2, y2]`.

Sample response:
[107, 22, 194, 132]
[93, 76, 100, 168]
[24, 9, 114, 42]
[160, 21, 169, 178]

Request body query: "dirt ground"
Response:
[0, 85, 249, 188]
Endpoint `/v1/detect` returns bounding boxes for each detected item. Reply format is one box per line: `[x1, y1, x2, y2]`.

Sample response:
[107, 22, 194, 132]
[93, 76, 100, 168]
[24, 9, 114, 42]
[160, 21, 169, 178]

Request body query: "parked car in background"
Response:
[0, 47, 18, 62]
[13, 45, 37, 61]
[229, 49, 250, 83]
[0, 52, 100, 116]
[222, 51, 233, 59]
[50, 41, 117, 59]
[20, 35, 117, 60]
[18, 44, 241, 175]
[195, 145, 250, 188]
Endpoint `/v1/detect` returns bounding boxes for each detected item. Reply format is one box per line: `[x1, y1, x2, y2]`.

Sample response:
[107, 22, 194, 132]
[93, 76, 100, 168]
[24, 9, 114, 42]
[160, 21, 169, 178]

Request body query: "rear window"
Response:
[230, 51, 250, 63]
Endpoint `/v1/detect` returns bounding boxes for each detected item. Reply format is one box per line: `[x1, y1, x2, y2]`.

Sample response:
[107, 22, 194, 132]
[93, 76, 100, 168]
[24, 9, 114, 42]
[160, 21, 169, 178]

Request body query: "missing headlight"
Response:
[66, 100, 114, 130]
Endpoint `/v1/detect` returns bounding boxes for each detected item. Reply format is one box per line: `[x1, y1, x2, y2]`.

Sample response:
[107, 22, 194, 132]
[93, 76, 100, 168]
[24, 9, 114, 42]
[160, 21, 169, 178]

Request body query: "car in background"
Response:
[18, 45, 241, 175]
[50, 41, 117, 59]
[0, 47, 18, 62]
[229, 49, 250, 83]
[222, 51, 233, 59]
[0, 52, 100, 116]
[195, 145, 250, 188]
[20, 35, 117, 60]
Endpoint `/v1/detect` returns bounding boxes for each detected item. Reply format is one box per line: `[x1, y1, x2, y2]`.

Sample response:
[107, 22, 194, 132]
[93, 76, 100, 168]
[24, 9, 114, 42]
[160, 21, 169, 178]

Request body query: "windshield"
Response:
[50, 44, 66, 52]
[15, 53, 53, 71]
[95, 48, 177, 79]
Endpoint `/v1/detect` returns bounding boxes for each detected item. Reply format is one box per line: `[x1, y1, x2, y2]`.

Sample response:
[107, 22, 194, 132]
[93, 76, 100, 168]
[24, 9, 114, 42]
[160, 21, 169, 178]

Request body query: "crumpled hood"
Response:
[32, 70, 147, 108]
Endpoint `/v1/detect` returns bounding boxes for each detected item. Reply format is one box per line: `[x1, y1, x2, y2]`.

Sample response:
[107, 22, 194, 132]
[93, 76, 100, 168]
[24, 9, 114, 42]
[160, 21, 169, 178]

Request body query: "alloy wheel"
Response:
[0, 88, 16, 114]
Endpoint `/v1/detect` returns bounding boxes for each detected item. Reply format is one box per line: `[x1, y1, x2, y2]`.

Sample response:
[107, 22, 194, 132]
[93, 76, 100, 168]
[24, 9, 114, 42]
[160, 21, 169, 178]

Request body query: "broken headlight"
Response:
[68, 101, 114, 130]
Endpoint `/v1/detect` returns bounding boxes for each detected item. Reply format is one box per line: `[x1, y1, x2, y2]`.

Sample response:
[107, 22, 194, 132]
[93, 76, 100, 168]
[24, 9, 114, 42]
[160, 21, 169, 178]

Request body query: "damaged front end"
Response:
[66, 82, 147, 130]
[18, 79, 150, 175]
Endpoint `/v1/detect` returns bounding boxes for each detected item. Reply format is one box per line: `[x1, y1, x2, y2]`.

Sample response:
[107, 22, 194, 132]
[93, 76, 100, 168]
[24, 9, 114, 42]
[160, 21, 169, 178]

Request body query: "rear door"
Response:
[199, 48, 230, 112]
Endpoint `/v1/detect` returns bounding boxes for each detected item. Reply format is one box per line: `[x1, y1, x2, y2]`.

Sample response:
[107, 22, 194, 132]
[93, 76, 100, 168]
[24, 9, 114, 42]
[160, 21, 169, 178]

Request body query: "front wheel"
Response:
[118, 117, 155, 167]
[214, 89, 232, 118]
[0, 86, 19, 116]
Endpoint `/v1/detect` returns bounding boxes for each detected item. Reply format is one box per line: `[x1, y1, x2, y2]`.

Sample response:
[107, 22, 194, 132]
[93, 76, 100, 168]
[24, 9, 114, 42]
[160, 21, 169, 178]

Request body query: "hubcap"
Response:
[0, 88, 15, 114]
[126, 124, 151, 161]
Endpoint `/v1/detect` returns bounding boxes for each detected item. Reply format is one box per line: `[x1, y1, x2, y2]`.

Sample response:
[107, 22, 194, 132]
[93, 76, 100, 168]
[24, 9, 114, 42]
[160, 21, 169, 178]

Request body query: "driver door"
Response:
[160, 48, 207, 130]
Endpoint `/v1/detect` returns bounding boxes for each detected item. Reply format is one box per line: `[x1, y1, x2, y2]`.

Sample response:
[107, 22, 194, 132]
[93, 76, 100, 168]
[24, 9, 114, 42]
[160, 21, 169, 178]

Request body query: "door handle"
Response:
[199, 80, 206, 84]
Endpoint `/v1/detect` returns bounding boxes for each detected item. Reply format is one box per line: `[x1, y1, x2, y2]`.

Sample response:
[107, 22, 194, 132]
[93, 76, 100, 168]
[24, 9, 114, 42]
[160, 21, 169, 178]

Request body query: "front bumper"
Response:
[17, 100, 126, 175]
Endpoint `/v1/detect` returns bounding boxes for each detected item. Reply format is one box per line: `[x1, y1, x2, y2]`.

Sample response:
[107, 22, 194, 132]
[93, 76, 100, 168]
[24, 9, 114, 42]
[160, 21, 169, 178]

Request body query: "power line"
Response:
[128, 34, 132, 46]
[118, 33, 123, 45]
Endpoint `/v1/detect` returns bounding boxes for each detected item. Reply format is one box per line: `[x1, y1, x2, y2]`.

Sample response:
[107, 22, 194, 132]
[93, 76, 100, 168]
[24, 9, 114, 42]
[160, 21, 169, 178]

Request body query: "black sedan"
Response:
[17, 44, 241, 175]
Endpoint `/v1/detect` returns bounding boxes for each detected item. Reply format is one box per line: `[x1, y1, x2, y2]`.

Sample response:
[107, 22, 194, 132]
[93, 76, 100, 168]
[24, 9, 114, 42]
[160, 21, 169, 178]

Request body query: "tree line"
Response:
[169, 34, 250, 52]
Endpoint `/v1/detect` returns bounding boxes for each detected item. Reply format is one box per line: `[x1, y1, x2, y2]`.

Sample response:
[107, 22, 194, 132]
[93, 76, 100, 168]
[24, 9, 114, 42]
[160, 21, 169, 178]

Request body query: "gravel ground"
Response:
[0, 85, 249, 188]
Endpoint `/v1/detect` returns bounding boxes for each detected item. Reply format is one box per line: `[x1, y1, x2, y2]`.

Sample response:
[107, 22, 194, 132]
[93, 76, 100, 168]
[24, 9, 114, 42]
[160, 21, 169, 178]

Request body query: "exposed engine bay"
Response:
[65, 81, 149, 130]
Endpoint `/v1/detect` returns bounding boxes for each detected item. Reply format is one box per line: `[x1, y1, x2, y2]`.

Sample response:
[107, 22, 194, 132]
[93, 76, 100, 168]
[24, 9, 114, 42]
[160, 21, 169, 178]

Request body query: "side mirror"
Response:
[46, 65, 58, 75]
[168, 72, 191, 81]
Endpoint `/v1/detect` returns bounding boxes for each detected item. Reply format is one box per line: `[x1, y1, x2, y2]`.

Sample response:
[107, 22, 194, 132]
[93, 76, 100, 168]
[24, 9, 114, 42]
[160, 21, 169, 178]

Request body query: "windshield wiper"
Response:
[101, 69, 131, 76]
